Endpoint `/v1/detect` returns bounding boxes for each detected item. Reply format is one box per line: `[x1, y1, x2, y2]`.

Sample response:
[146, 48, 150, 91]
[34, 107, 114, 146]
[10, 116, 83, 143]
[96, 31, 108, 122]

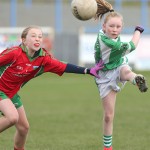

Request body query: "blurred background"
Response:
[0, 0, 150, 69]
[0, 1, 150, 149]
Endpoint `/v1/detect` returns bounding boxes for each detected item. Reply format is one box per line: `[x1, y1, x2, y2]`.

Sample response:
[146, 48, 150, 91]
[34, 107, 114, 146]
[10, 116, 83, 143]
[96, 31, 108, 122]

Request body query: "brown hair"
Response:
[21, 25, 42, 39]
[95, 0, 114, 19]
[95, 0, 123, 24]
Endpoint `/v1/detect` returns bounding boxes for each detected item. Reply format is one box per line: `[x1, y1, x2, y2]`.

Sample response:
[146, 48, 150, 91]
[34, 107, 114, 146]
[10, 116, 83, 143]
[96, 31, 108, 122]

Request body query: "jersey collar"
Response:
[99, 29, 120, 41]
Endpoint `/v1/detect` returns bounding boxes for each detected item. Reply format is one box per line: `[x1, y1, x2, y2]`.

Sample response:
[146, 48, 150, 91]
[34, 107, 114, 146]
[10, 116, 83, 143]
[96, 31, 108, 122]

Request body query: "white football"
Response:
[71, 0, 98, 21]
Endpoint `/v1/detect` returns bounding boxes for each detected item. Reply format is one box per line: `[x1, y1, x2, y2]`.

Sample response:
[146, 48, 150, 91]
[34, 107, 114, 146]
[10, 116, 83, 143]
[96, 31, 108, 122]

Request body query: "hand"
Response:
[135, 26, 144, 33]
[90, 60, 104, 78]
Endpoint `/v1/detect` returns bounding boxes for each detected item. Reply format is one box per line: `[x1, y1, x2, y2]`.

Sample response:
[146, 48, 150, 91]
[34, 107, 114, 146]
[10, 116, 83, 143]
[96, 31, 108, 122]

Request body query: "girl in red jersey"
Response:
[0, 25, 104, 150]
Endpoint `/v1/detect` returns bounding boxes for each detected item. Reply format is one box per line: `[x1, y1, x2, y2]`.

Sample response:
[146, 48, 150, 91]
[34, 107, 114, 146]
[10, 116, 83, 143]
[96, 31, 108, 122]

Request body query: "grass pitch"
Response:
[0, 71, 150, 150]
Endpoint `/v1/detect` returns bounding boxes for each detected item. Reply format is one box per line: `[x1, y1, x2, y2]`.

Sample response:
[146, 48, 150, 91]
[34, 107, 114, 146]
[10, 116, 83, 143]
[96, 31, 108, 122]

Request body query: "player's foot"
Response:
[104, 146, 113, 150]
[135, 74, 148, 92]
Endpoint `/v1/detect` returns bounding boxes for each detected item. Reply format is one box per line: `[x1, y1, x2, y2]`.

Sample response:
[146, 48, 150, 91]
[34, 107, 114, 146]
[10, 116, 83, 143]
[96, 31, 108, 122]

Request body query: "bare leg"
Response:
[14, 106, 29, 149]
[120, 66, 148, 92]
[120, 66, 136, 82]
[102, 90, 117, 135]
[0, 99, 19, 132]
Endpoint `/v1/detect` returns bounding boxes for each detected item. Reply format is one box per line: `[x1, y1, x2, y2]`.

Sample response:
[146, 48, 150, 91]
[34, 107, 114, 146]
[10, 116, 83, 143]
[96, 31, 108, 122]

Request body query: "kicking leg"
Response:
[120, 66, 148, 92]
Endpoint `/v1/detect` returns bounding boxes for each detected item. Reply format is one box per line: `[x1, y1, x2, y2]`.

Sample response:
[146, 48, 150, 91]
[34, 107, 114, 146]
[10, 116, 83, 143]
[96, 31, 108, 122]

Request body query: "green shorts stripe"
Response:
[11, 94, 23, 108]
[0, 91, 8, 100]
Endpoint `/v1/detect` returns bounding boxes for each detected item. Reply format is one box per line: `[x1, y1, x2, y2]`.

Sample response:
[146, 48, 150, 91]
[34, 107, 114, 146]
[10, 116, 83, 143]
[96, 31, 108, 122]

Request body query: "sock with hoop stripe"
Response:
[103, 135, 112, 148]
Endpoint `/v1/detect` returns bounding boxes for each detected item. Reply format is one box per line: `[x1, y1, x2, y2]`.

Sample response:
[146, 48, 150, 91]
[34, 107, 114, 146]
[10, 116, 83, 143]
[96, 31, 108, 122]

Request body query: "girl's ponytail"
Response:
[95, 0, 114, 20]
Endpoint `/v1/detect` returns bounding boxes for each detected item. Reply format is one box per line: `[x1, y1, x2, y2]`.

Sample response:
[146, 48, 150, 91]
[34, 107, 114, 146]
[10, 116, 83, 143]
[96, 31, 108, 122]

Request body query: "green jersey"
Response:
[94, 30, 136, 71]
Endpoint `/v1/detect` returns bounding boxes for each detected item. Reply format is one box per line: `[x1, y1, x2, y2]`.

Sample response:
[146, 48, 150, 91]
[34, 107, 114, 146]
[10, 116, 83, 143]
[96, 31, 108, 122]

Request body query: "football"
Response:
[71, 0, 98, 21]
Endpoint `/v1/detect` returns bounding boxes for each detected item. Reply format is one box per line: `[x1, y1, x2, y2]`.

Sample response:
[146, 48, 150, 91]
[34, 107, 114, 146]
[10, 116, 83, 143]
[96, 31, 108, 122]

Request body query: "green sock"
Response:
[132, 78, 136, 85]
[103, 135, 112, 148]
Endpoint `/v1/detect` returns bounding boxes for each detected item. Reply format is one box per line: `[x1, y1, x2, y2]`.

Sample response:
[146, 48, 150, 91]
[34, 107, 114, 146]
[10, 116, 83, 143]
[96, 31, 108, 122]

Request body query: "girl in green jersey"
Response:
[94, 0, 148, 150]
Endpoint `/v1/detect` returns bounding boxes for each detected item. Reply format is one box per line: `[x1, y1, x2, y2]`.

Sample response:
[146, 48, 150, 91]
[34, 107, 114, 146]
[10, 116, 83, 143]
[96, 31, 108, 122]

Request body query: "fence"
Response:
[1, 0, 149, 34]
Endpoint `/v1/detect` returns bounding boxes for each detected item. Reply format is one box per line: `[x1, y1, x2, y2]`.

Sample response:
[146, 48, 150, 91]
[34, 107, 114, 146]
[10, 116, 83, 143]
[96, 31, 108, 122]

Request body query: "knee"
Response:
[8, 114, 19, 126]
[23, 123, 30, 134]
[17, 123, 30, 136]
[104, 113, 114, 124]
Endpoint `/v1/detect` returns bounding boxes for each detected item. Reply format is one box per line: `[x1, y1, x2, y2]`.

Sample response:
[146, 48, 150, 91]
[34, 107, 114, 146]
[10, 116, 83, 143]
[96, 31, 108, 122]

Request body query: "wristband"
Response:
[135, 26, 144, 33]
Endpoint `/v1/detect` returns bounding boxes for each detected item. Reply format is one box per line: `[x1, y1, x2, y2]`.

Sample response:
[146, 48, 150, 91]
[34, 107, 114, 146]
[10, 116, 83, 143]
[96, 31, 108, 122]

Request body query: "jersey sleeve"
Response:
[43, 55, 67, 76]
[101, 35, 136, 55]
[0, 47, 18, 66]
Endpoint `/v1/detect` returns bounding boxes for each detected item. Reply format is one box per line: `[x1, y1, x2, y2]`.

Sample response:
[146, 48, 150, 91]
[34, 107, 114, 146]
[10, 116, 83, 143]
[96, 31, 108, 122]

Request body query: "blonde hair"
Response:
[21, 25, 42, 39]
[95, 0, 113, 19]
[103, 12, 123, 24]
[95, 0, 123, 24]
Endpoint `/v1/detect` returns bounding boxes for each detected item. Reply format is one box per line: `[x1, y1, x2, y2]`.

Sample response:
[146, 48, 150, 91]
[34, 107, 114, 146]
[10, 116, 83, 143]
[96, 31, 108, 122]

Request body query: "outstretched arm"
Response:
[64, 60, 104, 78]
[131, 26, 144, 48]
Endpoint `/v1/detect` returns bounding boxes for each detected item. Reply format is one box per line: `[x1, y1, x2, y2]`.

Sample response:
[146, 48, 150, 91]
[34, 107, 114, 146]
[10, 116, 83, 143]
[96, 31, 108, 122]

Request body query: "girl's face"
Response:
[23, 28, 43, 54]
[103, 16, 123, 39]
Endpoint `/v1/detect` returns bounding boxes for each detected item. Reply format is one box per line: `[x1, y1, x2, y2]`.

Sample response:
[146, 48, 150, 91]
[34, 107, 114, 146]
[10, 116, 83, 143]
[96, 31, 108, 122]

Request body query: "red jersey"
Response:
[0, 44, 67, 98]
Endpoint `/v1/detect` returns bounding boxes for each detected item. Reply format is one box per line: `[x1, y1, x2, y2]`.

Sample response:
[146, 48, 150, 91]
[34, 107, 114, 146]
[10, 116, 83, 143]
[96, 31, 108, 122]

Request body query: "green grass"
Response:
[0, 71, 150, 150]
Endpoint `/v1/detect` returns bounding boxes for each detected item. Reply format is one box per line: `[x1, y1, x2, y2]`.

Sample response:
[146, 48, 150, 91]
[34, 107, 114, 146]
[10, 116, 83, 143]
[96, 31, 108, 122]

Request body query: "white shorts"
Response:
[95, 64, 131, 99]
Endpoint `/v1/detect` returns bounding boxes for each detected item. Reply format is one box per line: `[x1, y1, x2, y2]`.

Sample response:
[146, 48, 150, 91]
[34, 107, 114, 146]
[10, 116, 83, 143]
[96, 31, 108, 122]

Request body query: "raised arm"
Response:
[131, 26, 144, 48]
